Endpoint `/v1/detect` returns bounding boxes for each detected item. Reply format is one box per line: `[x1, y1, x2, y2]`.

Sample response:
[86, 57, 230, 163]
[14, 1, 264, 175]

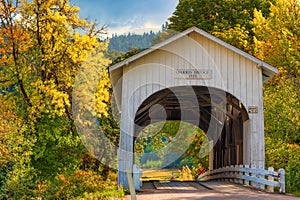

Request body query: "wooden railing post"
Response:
[239, 165, 243, 184]
[259, 164, 265, 190]
[251, 164, 257, 188]
[229, 165, 234, 183]
[244, 164, 250, 186]
[278, 168, 285, 193]
[233, 165, 237, 183]
[267, 167, 274, 192]
[225, 166, 229, 182]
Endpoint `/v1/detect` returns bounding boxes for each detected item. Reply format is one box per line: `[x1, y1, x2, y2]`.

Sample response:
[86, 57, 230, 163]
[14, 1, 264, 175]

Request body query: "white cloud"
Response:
[77, 0, 179, 37]
[108, 21, 161, 37]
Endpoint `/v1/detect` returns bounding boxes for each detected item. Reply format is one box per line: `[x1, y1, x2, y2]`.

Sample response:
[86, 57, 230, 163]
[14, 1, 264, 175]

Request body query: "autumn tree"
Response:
[252, 0, 300, 143]
[250, 0, 300, 194]
[0, 0, 112, 197]
[169, 0, 274, 32]
[251, 2, 300, 192]
[167, 0, 275, 51]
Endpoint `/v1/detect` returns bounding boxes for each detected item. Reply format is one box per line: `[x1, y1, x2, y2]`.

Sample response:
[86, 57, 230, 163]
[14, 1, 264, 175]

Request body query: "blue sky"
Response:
[75, 0, 179, 36]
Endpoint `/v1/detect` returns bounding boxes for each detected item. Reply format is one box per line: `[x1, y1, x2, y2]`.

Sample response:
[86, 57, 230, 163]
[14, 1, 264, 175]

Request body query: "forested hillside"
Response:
[108, 31, 158, 52]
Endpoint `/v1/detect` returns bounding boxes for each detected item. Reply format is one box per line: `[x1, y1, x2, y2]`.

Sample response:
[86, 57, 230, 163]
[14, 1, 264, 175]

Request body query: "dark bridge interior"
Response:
[134, 86, 249, 169]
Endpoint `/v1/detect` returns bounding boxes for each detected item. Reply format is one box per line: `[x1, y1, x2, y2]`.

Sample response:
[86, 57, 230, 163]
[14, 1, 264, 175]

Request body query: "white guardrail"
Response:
[198, 165, 285, 193]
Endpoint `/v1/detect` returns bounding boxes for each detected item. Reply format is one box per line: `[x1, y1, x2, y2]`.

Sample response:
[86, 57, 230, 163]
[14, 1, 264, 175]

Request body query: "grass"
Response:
[141, 169, 181, 181]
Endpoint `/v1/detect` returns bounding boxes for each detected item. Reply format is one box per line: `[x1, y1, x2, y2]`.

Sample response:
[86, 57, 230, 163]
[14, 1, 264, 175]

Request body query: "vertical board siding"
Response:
[220, 46, 228, 92]
[123, 34, 261, 111]
[246, 59, 254, 108]
[227, 50, 234, 96]
[258, 68, 265, 167]
[213, 42, 221, 89]
[164, 50, 174, 88]
[233, 53, 241, 101]
[240, 57, 247, 107]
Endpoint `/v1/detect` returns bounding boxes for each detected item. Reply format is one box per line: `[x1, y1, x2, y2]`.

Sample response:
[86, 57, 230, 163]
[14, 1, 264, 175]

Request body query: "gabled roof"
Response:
[109, 26, 278, 78]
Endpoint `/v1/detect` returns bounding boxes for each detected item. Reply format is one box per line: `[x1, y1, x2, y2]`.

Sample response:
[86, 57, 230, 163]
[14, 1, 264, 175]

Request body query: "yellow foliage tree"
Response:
[252, 1, 300, 194]
[0, 0, 112, 196]
[252, 0, 300, 142]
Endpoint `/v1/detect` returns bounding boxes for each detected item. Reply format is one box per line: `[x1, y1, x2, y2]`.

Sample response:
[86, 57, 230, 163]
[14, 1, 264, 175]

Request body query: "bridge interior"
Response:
[134, 86, 249, 169]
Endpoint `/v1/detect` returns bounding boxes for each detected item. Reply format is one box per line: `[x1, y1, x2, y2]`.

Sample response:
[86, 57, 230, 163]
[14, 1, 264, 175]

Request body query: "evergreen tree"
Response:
[108, 31, 158, 52]
[168, 0, 274, 34]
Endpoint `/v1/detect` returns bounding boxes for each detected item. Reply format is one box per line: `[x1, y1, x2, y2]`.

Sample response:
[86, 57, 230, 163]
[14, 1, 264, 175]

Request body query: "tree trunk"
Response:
[102, 158, 111, 181]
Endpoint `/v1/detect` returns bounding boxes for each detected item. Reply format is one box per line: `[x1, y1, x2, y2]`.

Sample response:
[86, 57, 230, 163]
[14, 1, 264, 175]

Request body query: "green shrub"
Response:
[0, 161, 12, 199]
[6, 166, 37, 199]
[5, 168, 124, 199]
[74, 187, 124, 200]
[44, 170, 124, 199]
[265, 137, 300, 196]
[286, 160, 300, 196]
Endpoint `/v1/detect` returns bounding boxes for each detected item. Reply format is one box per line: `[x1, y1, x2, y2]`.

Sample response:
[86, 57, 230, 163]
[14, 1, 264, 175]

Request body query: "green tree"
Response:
[252, 0, 300, 143]
[168, 0, 274, 52]
[135, 121, 208, 169]
[251, 0, 300, 195]
[169, 0, 273, 33]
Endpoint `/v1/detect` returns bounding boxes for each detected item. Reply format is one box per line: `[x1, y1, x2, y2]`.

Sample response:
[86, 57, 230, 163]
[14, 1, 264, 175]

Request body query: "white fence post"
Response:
[239, 165, 243, 184]
[267, 167, 274, 192]
[225, 166, 229, 182]
[278, 168, 285, 193]
[259, 164, 265, 190]
[230, 165, 234, 183]
[251, 164, 257, 188]
[234, 165, 238, 183]
[244, 164, 250, 186]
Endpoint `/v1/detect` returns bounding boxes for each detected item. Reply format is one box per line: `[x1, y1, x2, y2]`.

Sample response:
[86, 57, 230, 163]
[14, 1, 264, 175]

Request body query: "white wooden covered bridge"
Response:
[109, 27, 280, 191]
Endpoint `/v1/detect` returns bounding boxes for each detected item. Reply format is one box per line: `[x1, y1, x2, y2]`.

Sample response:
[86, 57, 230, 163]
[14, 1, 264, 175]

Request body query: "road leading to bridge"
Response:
[126, 181, 300, 200]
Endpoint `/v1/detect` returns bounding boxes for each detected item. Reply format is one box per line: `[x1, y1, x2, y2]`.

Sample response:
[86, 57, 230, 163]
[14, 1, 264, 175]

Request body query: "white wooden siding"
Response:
[121, 33, 263, 113]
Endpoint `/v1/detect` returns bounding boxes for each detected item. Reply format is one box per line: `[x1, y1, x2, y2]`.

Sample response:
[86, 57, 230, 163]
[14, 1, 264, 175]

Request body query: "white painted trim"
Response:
[109, 26, 278, 77]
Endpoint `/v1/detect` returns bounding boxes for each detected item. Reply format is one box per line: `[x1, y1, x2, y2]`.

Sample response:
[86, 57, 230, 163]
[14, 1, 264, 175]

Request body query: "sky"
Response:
[75, 0, 179, 37]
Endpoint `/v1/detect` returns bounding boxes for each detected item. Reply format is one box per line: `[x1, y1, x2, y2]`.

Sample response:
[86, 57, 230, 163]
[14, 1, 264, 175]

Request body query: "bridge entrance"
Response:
[109, 27, 278, 190]
[134, 86, 248, 170]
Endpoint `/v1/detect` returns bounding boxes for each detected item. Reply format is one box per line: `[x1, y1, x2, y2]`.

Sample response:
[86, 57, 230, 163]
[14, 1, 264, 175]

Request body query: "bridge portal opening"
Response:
[133, 86, 249, 171]
[134, 121, 209, 177]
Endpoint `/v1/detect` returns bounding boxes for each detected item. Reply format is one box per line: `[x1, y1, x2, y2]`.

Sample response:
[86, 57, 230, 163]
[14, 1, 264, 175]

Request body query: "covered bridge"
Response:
[109, 26, 278, 190]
